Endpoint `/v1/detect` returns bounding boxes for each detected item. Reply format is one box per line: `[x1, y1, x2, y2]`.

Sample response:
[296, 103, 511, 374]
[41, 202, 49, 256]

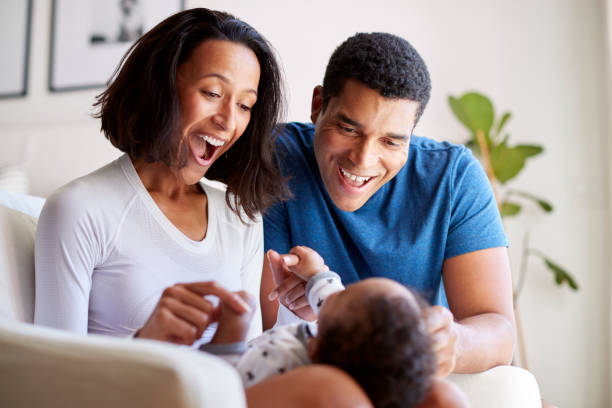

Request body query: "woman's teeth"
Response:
[198, 135, 225, 147]
[340, 168, 372, 184]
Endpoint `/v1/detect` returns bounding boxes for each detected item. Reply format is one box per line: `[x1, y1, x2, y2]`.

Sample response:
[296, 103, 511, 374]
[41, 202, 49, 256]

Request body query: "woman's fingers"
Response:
[184, 281, 251, 314]
[162, 285, 215, 315]
[159, 296, 212, 340]
[137, 281, 253, 345]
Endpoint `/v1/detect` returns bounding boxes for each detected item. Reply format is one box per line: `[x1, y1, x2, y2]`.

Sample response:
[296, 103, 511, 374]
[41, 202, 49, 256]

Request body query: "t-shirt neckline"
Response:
[117, 154, 215, 250]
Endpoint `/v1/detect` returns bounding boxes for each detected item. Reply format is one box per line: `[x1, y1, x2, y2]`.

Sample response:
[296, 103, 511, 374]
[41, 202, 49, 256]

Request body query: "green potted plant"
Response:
[448, 91, 579, 367]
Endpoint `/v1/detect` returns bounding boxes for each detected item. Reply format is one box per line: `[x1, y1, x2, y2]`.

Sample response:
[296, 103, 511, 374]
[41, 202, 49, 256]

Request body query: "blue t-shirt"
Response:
[263, 122, 508, 303]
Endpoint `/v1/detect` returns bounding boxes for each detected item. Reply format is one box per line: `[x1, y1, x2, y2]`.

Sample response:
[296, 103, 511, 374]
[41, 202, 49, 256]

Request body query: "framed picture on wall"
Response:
[49, 0, 184, 92]
[0, 1, 33, 99]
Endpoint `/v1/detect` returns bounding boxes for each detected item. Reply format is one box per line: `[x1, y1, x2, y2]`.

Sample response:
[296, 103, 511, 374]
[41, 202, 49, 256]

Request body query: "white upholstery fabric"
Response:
[0, 204, 36, 322]
[449, 366, 542, 408]
[0, 189, 45, 218]
[0, 164, 29, 194]
[0, 319, 246, 408]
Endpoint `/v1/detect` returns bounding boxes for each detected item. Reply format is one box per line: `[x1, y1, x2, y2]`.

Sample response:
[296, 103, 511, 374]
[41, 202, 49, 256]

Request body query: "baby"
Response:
[201, 246, 467, 407]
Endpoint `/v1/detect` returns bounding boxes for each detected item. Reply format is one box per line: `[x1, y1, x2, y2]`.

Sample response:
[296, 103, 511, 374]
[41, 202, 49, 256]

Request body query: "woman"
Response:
[34, 8, 288, 346]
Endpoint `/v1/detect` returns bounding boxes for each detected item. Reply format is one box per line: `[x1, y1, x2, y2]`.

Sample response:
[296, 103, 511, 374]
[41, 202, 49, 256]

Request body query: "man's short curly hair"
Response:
[322, 32, 431, 123]
[315, 293, 435, 408]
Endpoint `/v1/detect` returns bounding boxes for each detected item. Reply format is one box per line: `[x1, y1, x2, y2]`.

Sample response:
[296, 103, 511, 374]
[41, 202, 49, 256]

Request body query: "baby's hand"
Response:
[210, 290, 256, 344]
[288, 246, 329, 281]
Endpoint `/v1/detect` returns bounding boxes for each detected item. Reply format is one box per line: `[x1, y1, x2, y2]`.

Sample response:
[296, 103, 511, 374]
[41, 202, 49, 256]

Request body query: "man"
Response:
[261, 32, 515, 377]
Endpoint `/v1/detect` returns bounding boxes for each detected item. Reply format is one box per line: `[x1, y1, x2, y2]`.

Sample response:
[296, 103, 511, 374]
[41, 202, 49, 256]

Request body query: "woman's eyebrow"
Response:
[197, 73, 257, 96]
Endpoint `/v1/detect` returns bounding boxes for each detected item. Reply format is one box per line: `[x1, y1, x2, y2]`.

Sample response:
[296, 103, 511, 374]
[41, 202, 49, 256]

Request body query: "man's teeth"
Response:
[340, 168, 372, 184]
[198, 135, 225, 147]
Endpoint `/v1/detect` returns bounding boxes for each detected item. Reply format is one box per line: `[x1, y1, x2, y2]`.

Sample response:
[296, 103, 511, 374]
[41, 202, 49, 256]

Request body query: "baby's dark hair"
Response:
[315, 292, 434, 408]
[322, 32, 431, 123]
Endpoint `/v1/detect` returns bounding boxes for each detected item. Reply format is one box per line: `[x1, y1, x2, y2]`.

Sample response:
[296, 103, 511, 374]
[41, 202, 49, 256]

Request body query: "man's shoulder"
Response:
[408, 136, 473, 172]
[275, 122, 314, 152]
[410, 135, 466, 154]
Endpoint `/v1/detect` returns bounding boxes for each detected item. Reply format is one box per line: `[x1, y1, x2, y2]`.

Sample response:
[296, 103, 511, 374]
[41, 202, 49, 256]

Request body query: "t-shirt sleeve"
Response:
[34, 189, 99, 333]
[444, 149, 509, 259]
[241, 217, 264, 341]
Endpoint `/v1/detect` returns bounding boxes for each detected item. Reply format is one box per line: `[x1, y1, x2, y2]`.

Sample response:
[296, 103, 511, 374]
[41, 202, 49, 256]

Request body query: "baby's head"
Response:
[309, 278, 435, 407]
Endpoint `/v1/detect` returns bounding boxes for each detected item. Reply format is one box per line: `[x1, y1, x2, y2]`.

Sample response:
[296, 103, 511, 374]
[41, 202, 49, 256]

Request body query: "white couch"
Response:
[0, 194, 542, 407]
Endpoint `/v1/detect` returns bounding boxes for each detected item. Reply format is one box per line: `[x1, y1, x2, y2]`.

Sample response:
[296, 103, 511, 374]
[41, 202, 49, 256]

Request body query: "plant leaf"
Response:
[543, 258, 579, 291]
[448, 93, 495, 136]
[537, 199, 553, 212]
[516, 144, 543, 158]
[449, 96, 474, 134]
[501, 201, 521, 217]
[490, 142, 526, 183]
[511, 190, 553, 212]
[495, 112, 512, 138]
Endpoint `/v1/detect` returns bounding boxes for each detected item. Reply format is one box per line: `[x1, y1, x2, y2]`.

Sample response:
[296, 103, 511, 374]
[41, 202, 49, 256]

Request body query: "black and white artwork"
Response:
[0, 1, 32, 98]
[50, 0, 183, 92]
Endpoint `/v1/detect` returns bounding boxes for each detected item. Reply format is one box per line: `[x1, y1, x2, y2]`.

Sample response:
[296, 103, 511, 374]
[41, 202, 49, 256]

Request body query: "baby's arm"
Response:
[268, 246, 342, 317]
[289, 246, 345, 315]
[199, 290, 255, 365]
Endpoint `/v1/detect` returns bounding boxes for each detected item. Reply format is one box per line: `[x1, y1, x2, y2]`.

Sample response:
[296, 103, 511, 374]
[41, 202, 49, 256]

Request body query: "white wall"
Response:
[0, 1, 609, 406]
[606, 0, 612, 405]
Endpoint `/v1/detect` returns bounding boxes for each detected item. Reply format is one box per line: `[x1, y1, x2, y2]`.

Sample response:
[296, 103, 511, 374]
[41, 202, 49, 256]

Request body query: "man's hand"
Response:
[135, 281, 251, 345]
[211, 290, 256, 344]
[266, 249, 316, 321]
[425, 305, 459, 377]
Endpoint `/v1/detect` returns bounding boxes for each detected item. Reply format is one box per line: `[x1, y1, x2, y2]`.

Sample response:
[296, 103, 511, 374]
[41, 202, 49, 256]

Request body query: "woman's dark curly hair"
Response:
[322, 32, 431, 123]
[94, 8, 289, 221]
[315, 292, 435, 408]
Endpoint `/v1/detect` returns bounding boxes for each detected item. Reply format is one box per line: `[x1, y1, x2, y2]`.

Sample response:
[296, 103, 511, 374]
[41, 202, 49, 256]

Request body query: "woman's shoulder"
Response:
[42, 157, 135, 224]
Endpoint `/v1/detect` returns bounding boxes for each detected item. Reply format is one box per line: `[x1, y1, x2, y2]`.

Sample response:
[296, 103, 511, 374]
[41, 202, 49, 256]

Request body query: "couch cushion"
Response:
[0, 204, 36, 322]
[0, 320, 247, 408]
[0, 189, 45, 218]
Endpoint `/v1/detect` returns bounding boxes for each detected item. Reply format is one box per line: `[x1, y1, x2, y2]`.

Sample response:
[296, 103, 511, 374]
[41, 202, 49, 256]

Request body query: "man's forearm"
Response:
[453, 312, 516, 373]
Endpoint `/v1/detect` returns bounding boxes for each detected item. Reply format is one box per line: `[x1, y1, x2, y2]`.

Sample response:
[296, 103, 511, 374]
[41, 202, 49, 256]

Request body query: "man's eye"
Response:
[338, 124, 355, 134]
[384, 139, 401, 148]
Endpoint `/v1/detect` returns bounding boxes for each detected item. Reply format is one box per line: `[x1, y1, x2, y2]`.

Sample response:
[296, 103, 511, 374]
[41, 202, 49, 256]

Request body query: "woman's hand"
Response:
[135, 281, 251, 345]
[425, 305, 459, 377]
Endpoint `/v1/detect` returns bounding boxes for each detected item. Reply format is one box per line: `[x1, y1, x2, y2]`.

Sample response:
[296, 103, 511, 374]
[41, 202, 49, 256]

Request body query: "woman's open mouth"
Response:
[190, 133, 227, 166]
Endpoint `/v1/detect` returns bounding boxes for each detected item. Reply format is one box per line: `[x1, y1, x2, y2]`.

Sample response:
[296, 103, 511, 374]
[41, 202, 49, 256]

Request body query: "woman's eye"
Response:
[239, 104, 252, 112]
[201, 90, 220, 98]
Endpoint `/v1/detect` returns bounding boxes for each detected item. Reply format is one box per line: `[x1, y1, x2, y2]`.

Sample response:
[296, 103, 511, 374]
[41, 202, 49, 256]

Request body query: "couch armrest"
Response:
[0, 320, 246, 408]
[448, 365, 541, 408]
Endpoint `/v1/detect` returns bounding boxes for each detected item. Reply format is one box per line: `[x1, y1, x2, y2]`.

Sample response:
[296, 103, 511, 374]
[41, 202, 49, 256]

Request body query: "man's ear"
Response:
[310, 85, 324, 124]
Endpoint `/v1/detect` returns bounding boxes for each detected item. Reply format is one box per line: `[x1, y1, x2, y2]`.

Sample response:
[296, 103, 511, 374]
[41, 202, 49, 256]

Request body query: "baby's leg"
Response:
[416, 378, 469, 408]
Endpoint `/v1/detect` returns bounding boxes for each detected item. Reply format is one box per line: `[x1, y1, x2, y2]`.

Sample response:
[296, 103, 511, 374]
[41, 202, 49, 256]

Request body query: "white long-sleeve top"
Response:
[34, 154, 263, 345]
